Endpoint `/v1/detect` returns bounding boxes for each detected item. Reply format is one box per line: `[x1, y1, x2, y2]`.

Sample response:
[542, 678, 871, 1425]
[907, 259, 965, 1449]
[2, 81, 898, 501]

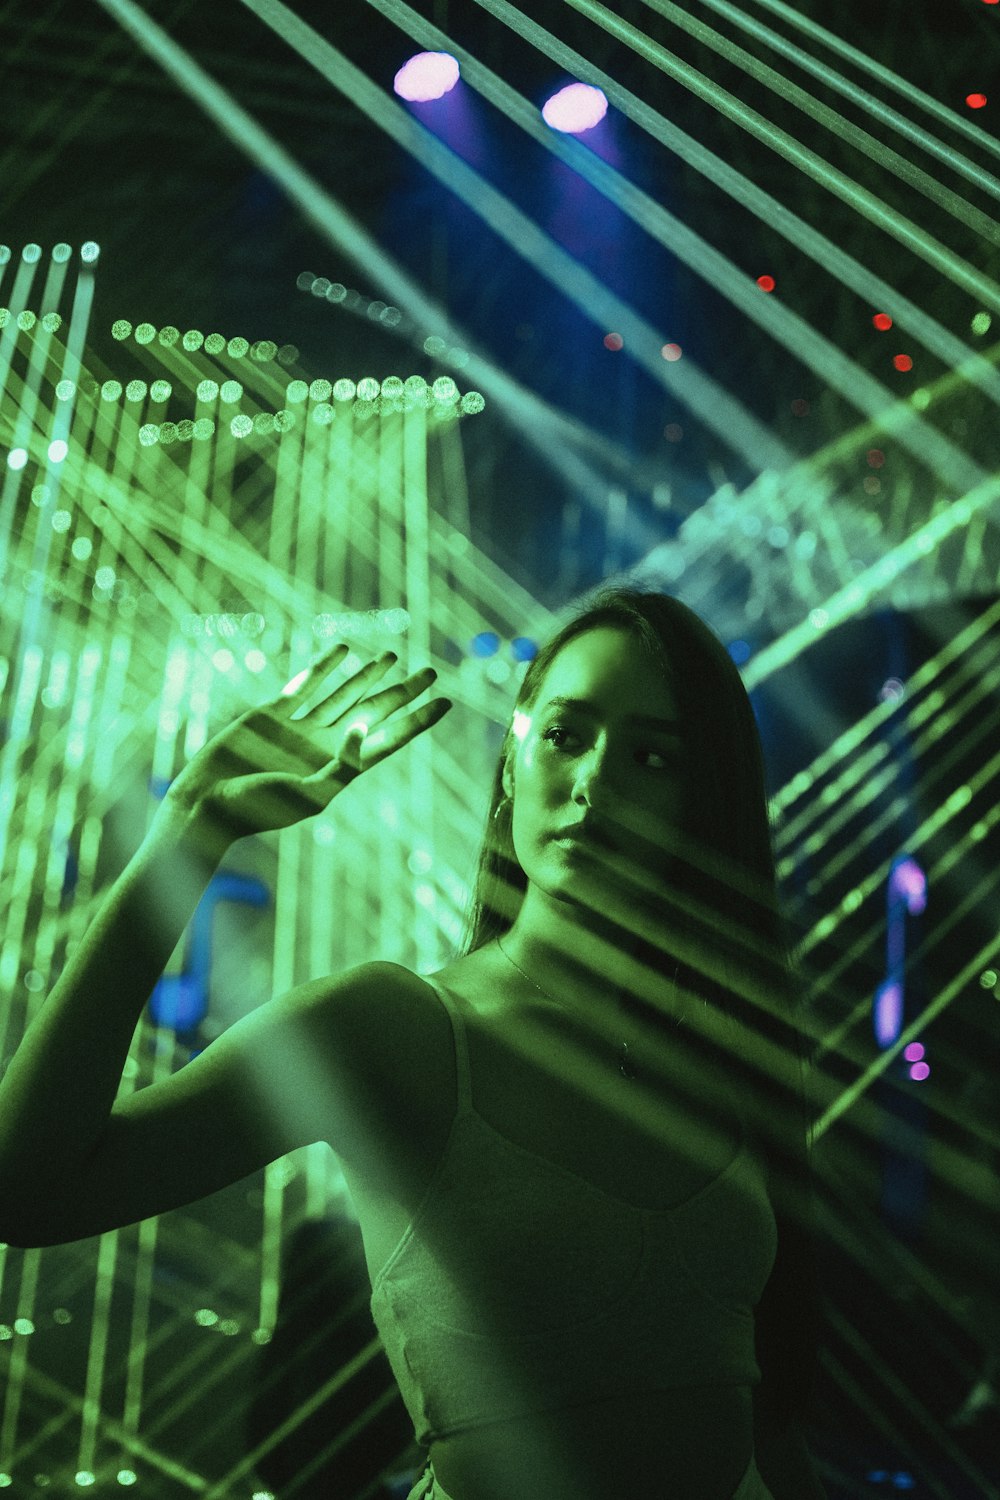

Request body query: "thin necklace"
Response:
[495, 934, 639, 1080]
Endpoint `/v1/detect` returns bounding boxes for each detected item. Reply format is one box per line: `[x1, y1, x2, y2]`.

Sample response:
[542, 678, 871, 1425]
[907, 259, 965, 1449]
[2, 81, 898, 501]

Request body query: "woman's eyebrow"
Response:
[541, 696, 682, 733]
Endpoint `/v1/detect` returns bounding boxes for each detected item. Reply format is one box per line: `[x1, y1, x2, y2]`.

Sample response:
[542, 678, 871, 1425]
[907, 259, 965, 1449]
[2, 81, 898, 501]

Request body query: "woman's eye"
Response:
[542, 726, 574, 749]
[543, 726, 672, 771]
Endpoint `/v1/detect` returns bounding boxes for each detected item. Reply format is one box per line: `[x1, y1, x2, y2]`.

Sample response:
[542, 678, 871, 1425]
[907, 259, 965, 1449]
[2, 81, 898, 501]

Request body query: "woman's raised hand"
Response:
[163, 644, 452, 848]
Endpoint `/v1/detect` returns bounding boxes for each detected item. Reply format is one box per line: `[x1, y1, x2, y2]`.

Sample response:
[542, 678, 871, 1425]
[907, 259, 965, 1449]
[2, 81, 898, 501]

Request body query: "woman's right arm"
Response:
[0, 644, 451, 1247]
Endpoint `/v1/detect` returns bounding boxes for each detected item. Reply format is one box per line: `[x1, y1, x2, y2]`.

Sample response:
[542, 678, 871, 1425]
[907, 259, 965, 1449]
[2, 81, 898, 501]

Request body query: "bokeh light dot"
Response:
[542, 82, 608, 134]
[756, 274, 776, 292]
[471, 631, 500, 658]
[909, 1062, 931, 1082]
[893, 354, 913, 372]
[873, 312, 893, 331]
[966, 93, 988, 109]
[903, 1042, 925, 1062]
[660, 342, 682, 361]
[393, 51, 460, 102]
[603, 332, 624, 351]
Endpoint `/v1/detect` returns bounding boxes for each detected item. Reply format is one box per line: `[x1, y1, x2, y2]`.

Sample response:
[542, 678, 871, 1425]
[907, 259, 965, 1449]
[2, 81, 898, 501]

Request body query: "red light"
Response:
[756, 274, 776, 292]
[603, 332, 624, 351]
[867, 449, 885, 468]
[893, 354, 913, 372]
[966, 93, 988, 109]
[660, 342, 682, 362]
[873, 312, 893, 331]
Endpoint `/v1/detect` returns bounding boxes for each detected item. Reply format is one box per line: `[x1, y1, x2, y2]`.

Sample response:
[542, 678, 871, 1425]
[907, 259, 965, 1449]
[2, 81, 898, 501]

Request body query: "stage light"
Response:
[471, 631, 500, 657]
[603, 332, 623, 350]
[660, 343, 682, 361]
[394, 52, 460, 102]
[971, 312, 991, 335]
[873, 312, 893, 330]
[966, 93, 988, 109]
[542, 83, 608, 134]
[893, 354, 913, 372]
[904, 1043, 925, 1062]
[756, 274, 776, 292]
[6, 449, 28, 471]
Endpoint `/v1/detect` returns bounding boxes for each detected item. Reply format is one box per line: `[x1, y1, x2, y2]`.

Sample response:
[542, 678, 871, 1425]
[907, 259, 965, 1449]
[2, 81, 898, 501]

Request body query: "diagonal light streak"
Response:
[237, 0, 792, 472]
[742, 476, 1000, 691]
[89, 0, 663, 510]
[744, 0, 1000, 167]
[693, 0, 1000, 205]
[249, 0, 986, 495]
[641, 0, 1000, 243]
[374, 0, 1000, 420]
[773, 598, 1000, 833]
[812, 928, 1000, 1143]
[558, 0, 1000, 311]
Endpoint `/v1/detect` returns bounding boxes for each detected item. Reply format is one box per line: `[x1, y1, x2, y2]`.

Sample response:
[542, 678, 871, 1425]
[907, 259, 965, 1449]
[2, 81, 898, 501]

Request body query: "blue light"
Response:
[511, 637, 538, 662]
[727, 639, 752, 665]
[471, 631, 501, 658]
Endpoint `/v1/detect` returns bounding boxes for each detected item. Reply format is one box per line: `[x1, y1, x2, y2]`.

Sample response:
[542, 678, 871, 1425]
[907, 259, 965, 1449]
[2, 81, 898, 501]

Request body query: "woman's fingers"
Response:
[356, 695, 453, 767]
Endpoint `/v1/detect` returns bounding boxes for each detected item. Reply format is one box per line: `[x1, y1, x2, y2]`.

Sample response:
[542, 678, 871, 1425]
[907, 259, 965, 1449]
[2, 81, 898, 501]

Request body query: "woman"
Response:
[0, 586, 825, 1499]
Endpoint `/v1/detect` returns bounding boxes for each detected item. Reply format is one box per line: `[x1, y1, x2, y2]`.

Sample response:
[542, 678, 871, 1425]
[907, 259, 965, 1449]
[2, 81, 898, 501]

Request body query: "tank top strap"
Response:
[421, 976, 474, 1114]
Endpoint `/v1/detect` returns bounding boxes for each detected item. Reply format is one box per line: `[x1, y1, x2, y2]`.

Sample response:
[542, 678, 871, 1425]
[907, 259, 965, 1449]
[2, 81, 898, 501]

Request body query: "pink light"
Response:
[909, 1062, 931, 1082]
[903, 1042, 925, 1063]
[542, 83, 609, 134]
[394, 52, 460, 102]
[661, 342, 683, 362]
[603, 332, 623, 351]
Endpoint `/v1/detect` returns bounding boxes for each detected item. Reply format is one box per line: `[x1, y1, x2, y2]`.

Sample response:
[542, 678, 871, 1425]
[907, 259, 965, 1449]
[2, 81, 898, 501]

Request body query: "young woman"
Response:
[0, 586, 826, 1500]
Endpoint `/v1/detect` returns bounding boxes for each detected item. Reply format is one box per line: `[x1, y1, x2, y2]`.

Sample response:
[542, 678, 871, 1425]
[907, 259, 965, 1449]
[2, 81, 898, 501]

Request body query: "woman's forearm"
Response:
[0, 797, 227, 1243]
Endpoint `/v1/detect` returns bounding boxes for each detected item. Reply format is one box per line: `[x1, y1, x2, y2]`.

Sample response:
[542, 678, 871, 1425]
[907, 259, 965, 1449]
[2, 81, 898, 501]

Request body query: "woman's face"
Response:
[505, 626, 685, 908]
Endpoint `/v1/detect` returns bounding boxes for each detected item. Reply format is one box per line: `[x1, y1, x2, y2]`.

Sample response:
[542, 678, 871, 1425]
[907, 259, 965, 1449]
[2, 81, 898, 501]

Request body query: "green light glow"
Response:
[5, 0, 998, 1482]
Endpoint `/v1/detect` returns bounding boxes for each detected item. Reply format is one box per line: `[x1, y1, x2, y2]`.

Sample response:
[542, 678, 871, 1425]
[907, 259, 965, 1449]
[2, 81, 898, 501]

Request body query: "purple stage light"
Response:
[889, 856, 927, 914]
[394, 52, 460, 102]
[542, 83, 608, 134]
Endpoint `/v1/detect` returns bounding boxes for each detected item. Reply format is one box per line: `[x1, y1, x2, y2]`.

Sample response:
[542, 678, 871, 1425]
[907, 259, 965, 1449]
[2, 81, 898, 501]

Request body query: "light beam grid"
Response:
[0, 0, 995, 1488]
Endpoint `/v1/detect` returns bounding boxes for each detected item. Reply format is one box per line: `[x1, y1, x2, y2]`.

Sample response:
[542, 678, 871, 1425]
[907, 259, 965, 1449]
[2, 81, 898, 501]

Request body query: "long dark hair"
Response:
[459, 583, 823, 1426]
